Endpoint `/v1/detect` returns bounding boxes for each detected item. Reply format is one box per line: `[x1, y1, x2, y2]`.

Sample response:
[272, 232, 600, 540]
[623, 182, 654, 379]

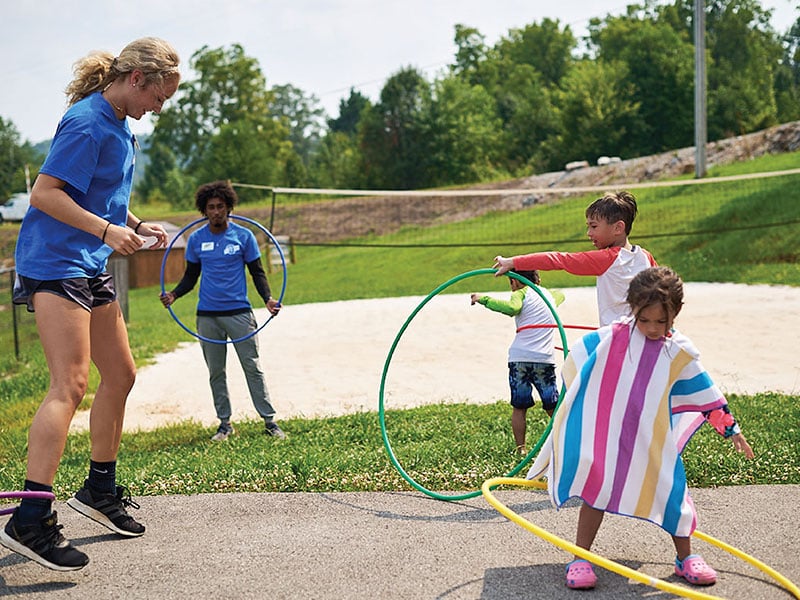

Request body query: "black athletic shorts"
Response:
[13, 272, 117, 313]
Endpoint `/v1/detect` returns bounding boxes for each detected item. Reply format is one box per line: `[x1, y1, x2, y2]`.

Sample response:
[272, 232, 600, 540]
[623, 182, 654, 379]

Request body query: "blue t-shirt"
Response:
[15, 92, 136, 279]
[186, 222, 261, 312]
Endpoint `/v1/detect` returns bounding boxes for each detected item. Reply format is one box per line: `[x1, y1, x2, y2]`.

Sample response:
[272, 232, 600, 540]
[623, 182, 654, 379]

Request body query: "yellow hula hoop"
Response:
[481, 477, 800, 600]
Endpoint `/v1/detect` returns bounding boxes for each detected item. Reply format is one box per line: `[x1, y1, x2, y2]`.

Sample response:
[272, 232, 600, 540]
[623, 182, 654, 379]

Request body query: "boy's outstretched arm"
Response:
[471, 290, 523, 316]
[494, 250, 619, 278]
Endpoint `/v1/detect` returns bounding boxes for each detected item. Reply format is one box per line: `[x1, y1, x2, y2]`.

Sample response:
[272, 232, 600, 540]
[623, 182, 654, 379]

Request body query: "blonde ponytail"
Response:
[64, 37, 180, 106]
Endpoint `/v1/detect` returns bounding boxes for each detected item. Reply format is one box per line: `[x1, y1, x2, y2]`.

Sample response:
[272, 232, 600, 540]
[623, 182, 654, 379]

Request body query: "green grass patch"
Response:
[1, 396, 795, 502]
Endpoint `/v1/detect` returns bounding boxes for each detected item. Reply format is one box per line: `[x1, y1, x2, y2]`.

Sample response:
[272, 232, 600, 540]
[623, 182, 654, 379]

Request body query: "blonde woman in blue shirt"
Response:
[1, 37, 180, 571]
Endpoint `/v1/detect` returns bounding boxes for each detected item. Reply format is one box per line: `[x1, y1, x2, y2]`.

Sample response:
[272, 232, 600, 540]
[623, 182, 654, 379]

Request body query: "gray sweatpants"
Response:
[197, 311, 276, 421]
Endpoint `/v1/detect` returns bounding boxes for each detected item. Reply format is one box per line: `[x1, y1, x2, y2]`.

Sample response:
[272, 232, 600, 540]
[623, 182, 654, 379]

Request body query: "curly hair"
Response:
[585, 190, 638, 235]
[626, 266, 684, 321]
[195, 180, 238, 214]
[65, 37, 180, 106]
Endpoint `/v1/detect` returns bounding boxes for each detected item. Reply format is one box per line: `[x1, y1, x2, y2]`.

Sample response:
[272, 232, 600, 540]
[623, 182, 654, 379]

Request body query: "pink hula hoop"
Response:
[0, 491, 56, 516]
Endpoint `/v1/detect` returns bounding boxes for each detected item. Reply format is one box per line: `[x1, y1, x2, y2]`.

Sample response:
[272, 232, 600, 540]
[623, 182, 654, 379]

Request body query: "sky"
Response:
[3, 0, 798, 144]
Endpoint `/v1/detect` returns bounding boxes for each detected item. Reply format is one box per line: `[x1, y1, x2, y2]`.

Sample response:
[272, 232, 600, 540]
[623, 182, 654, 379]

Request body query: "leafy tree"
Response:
[309, 132, 365, 188]
[137, 139, 178, 200]
[787, 17, 800, 88]
[423, 77, 505, 185]
[546, 59, 641, 168]
[494, 19, 576, 88]
[450, 20, 573, 173]
[194, 120, 293, 201]
[493, 63, 560, 173]
[451, 24, 490, 86]
[149, 44, 289, 197]
[589, 9, 695, 154]
[0, 117, 42, 199]
[704, 0, 784, 137]
[358, 67, 431, 189]
[312, 89, 370, 188]
[145, 169, 197, 210]
[270, 83, 327, 168]
[327, 88, 370, 135]
[774, 17, 800, 122]
[153, 44, 273, 169]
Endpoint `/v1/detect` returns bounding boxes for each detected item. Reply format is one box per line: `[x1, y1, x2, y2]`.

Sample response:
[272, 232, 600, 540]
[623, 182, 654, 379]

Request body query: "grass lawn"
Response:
[1, 155, 799, 498]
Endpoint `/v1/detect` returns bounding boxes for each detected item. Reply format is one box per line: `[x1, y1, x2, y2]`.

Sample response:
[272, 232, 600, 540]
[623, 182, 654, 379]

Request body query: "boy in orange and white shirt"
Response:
[493, 191, 656, 327]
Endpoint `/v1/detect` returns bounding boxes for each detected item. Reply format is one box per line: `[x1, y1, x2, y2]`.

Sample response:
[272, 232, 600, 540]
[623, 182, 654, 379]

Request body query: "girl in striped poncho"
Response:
[527, 266, 755, 590]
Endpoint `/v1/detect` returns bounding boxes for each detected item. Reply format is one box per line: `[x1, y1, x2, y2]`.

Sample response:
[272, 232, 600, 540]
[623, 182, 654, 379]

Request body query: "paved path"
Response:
[1, 485, 798, 599]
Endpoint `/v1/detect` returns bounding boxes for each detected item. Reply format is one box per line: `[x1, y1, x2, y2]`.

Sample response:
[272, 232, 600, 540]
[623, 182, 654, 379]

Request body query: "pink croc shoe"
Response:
[675, 554, 717, 586]
[565, 559, 597, 590]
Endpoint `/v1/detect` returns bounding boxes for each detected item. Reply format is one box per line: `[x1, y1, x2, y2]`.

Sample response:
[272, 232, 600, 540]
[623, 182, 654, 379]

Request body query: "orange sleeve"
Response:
[513, 248, 619, 276]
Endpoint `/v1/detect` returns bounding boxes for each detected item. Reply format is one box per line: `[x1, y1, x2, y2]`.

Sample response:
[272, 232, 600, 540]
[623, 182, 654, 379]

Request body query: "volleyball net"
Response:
[231, 168, 800, 253]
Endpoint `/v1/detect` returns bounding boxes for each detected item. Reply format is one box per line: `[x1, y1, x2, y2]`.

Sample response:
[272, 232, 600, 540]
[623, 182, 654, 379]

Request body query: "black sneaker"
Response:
[66, 481, 145, 537]
[264, 421, 286, 439]
[211, 422, 235, 441]
[0, 510, 89, 571]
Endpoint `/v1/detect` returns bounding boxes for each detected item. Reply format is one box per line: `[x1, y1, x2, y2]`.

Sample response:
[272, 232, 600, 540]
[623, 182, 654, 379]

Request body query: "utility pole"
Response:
[694, 0, 707, 178]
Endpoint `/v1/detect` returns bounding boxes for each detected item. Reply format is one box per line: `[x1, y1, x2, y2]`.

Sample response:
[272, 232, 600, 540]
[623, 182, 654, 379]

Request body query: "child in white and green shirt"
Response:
[470, 270, 564, 454]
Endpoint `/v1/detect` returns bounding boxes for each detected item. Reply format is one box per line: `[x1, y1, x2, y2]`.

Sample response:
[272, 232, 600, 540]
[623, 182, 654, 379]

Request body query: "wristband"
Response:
[134, 221, 144, 234]
[101, 222, 111, 243]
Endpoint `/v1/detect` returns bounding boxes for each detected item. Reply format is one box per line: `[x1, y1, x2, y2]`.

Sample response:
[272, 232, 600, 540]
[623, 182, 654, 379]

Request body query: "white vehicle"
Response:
[0, 193, 31, 223]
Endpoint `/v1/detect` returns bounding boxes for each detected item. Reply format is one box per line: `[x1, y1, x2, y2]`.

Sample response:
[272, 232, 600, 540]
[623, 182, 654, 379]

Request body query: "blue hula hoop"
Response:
[378, 268, 570, 501]
[159, 215, 287, 345]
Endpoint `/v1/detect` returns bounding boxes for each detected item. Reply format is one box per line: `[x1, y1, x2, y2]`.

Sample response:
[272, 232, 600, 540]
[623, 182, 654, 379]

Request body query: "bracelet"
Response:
[101, 221, 111, 243]
[134, 221, 144, 234]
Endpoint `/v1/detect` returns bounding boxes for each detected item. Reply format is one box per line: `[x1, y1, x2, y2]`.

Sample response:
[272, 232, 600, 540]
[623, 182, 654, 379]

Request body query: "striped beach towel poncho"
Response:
[527, 316, 732, 537]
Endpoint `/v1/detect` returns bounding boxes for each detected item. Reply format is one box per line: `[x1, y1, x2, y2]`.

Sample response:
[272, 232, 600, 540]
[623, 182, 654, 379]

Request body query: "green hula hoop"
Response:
[378, 268, 570, 501]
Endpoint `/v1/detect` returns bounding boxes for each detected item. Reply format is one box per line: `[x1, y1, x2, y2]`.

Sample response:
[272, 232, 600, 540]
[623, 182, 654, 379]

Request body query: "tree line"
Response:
[2, 0, 799, 205]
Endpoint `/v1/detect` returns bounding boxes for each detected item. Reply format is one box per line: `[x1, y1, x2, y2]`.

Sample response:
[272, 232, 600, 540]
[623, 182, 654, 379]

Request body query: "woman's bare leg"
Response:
[88, 301, 136, 461]
[25, 294, 92, 484]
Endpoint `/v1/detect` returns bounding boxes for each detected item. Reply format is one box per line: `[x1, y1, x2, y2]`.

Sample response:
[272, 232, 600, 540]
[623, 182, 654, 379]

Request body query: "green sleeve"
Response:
[550, 288, 566, 307]
[480, 289, 524, 316]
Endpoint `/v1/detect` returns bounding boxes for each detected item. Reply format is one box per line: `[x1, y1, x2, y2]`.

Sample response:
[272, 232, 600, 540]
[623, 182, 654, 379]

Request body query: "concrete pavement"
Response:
[1, 485, 798, 599]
